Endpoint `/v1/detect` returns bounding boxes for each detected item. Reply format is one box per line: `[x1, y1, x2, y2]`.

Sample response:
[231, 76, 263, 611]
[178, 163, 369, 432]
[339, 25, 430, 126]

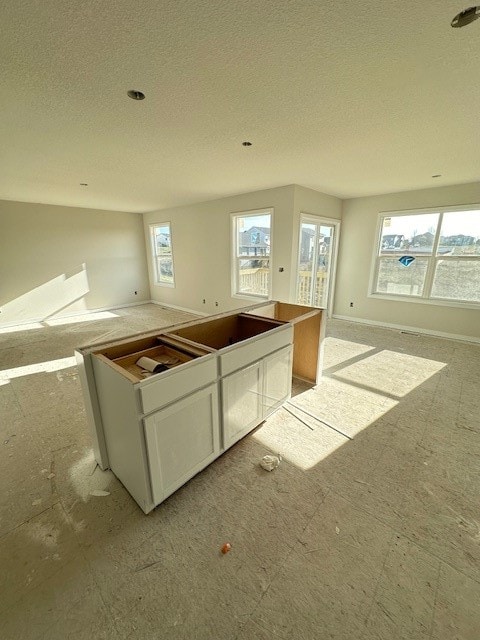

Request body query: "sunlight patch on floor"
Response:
[0, 356, 77, 383]
[333, 350, 446, 397]
[253, 406, 348, 470]
[253, 390, 397, 470]
[0, 310, 119, 335]
[45, 311, 118, 326]
[253, 348, 445, 471]
[0, 322, 44, 335]
[322, 337, 376, 370]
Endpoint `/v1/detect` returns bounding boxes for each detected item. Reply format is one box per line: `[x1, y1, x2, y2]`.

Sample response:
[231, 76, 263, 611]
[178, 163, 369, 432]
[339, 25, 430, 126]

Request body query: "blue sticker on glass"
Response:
[399, 256, 415, 267]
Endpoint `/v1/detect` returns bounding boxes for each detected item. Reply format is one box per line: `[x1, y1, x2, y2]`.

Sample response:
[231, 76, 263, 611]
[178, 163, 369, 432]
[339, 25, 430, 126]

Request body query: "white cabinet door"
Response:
[144, 383, 220, 504]
[222, 361, 263, 449]
[263, 346, 293, 418]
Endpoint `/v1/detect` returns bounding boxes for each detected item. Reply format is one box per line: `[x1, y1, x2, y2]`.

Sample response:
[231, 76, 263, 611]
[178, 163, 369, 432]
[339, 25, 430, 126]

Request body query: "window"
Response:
[232, 209, 272, 298]
[150, 223, 175, 287]
[372, 207, 480, 305]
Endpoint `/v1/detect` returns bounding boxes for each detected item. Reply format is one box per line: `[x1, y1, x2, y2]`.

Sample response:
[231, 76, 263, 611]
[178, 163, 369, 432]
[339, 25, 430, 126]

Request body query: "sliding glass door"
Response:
[296, 215, 339, 313]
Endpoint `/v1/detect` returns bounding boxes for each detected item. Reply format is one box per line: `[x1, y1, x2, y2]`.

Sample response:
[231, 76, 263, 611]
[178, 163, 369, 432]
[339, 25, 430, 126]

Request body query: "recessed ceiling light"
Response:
[242, 141, 252, 146]
[80, 183, 88, 186]
[451, 6, 480, 27]
[431, 174, 442, 178]
[127, 90, 145, 100]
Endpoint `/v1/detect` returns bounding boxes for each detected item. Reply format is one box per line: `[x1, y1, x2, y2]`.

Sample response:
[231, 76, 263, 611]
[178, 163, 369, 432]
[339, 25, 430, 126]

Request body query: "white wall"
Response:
[144, 184, 343, 315]
[293, 185, 343, 221]
[334, 182, 480, 340]
[0, 199, 150, 326]
[143, 186, 303, 315]
[6, 180, 476, 340]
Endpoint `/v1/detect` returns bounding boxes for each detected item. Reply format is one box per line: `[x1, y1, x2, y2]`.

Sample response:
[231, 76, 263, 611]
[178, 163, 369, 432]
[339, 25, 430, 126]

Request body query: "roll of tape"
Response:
[136, 356, 168, 373]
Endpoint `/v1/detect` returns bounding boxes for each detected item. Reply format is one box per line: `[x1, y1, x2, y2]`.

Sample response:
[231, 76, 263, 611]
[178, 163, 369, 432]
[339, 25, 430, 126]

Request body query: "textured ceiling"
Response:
[1, 0, 479, 212]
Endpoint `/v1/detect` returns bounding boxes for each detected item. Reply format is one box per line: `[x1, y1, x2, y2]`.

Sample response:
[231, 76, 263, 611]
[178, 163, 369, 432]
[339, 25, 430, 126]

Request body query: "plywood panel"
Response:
[275, 302, 314, 322]
[94, 336, 160, 360]
[243, 303, 323, 383]
[172, 315, 238, 349]
[113, 345, 194, 381]
[160, 334, 217, 356]
[171, 314, 283, 349]
[291, 314, 321, 383]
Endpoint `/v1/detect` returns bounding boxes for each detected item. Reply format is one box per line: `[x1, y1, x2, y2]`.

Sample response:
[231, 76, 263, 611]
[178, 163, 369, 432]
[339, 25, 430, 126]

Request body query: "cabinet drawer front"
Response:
[220, 324, 292, 376]
[139, 356, 217, 415]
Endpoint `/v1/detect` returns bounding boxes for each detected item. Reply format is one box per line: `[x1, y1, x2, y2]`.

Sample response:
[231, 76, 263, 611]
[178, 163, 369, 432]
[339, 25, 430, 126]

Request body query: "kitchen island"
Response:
[76, 301, 324, 513]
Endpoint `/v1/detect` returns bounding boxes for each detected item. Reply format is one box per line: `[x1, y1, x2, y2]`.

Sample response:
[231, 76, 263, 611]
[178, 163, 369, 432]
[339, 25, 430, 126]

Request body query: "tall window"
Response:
[232, 209, 272, 298]
[372, 207, 480, 305]
[151, 223, 175, 287]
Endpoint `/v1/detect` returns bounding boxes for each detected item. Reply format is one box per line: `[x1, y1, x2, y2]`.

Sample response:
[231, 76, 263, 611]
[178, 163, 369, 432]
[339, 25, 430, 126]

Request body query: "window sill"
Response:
[232, 292, 271, 302]
[368, 292, 480, 311]
[153, 282, 175, 289]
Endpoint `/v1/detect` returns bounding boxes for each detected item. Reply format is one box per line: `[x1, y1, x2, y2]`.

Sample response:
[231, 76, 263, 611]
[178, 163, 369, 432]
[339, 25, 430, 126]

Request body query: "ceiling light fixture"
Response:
[451, 6, 480, 27]
[242, 141, 252, 146]
[127, 90, 145, 100]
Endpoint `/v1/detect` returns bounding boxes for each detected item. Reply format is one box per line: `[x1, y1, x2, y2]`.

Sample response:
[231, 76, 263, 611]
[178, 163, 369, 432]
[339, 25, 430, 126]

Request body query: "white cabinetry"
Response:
[91, 346, 218, 513]
[263, 345, 293, 417]
[76, 302, 323, 514]
[222, 344, 293, 448]
[144, 383, 220, 504]
[222, 361, 263, 449]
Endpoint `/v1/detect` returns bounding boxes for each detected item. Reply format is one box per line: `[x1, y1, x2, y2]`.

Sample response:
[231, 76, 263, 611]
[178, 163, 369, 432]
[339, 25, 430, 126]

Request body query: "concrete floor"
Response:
[1, 304, 479, 639]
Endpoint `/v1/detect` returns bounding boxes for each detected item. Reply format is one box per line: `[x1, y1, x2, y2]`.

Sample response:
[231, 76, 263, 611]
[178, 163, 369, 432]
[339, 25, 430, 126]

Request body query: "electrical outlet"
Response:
[203, 299, 206, 304]
[349, 301, 354, 307]
[134, 291, 138, 295]
[215, 301, 219, 307]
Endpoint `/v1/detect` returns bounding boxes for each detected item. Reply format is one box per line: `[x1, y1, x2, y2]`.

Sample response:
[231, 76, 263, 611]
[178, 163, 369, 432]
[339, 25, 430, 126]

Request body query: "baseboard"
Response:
[0, 299, 208, 330]
[76, 300, 152, 314]
[332, 314, 480, 345]
[149, 300, 209, 317]
[0, 300, 152, 330]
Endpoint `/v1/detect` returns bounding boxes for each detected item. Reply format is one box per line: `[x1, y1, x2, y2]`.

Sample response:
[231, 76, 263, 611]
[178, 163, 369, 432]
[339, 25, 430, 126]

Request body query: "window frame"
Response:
[369, 204, 480, 309]
[150, 222, 175, 288]
[231, 208, 273, 300]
